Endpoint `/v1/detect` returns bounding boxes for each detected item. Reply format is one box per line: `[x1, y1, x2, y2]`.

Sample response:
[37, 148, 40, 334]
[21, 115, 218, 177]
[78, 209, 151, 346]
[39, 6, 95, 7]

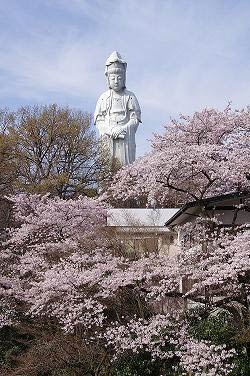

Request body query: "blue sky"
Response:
[1, 0, 250, 155]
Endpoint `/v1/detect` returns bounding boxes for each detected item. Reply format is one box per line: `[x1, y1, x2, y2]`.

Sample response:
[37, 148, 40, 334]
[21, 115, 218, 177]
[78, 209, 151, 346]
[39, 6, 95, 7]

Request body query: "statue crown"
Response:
[105, 51, 127, 76]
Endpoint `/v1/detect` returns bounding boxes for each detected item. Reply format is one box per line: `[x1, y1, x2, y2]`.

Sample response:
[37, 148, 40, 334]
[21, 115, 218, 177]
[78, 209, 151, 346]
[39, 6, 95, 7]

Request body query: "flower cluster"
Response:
[178, 338, 236, 376]
[103, 314, 179, 360]
[103, 315, 236, 375]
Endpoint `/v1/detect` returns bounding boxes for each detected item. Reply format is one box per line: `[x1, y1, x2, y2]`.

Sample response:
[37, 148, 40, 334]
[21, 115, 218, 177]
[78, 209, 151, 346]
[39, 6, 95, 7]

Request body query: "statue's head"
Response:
[105, 51, 127, 92]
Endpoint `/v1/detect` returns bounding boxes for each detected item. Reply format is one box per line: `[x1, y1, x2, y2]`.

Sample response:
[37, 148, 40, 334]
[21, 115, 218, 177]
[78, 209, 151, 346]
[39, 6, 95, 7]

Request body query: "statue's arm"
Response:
[111, 94, 141, 139]
[96, 120, 112, 137]
[115, 93, 141, 134]
[94, 94, 112, 137]
[111, 118, 138, 139]
[128, 93, 141, 123]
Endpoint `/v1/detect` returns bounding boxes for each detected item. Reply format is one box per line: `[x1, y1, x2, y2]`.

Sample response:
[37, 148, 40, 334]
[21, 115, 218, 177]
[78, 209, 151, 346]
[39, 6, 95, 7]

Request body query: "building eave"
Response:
[165, 191, 250, 227]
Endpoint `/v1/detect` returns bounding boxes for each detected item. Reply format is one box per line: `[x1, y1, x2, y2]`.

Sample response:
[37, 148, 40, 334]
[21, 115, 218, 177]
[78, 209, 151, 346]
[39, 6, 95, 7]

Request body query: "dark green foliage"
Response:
[113, 351, 181, 376]
[231, 352, 250, 376]
[187, 306, 238, 344]
[0, 326, 33, 368]
[187, 306, 250, 375]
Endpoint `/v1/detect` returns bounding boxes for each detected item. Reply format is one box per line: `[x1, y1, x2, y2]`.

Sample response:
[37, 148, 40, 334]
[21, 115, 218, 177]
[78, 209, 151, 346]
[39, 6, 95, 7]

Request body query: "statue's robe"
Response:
[94, 89, 141, 165]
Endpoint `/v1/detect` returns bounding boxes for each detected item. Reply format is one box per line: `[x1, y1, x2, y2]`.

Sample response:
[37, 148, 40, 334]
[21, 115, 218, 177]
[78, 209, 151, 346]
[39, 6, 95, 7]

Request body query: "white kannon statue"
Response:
[94, 51, 141, 166]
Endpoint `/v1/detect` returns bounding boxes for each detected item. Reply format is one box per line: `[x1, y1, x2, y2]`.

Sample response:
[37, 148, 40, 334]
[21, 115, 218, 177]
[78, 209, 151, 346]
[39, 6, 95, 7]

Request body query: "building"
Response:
[107, 208, 179, 256]
[165, 191, 250, 237]
[165, 191, 250, 295]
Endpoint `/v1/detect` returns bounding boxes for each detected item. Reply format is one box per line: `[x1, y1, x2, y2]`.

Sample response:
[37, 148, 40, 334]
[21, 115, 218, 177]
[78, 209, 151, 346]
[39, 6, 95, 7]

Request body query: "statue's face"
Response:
[108, 73, 125, 92]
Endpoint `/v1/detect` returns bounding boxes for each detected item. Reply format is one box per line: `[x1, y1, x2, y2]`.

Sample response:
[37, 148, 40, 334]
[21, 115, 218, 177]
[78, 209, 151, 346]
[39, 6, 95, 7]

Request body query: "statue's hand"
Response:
[112, 127, 127, 139]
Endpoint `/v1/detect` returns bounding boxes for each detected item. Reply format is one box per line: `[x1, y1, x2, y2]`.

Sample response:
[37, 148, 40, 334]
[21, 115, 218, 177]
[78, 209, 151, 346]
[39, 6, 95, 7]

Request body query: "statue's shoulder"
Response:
[124, 90, 140, 105]
[124, 89, 136, 98]
[96, 90, 111, 102]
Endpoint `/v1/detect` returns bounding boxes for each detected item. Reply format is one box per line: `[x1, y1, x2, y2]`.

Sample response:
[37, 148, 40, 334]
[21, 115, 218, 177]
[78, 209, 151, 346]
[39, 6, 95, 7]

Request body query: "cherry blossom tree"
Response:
[105, 105, 250, 207]
[1, 193, 248, 374]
